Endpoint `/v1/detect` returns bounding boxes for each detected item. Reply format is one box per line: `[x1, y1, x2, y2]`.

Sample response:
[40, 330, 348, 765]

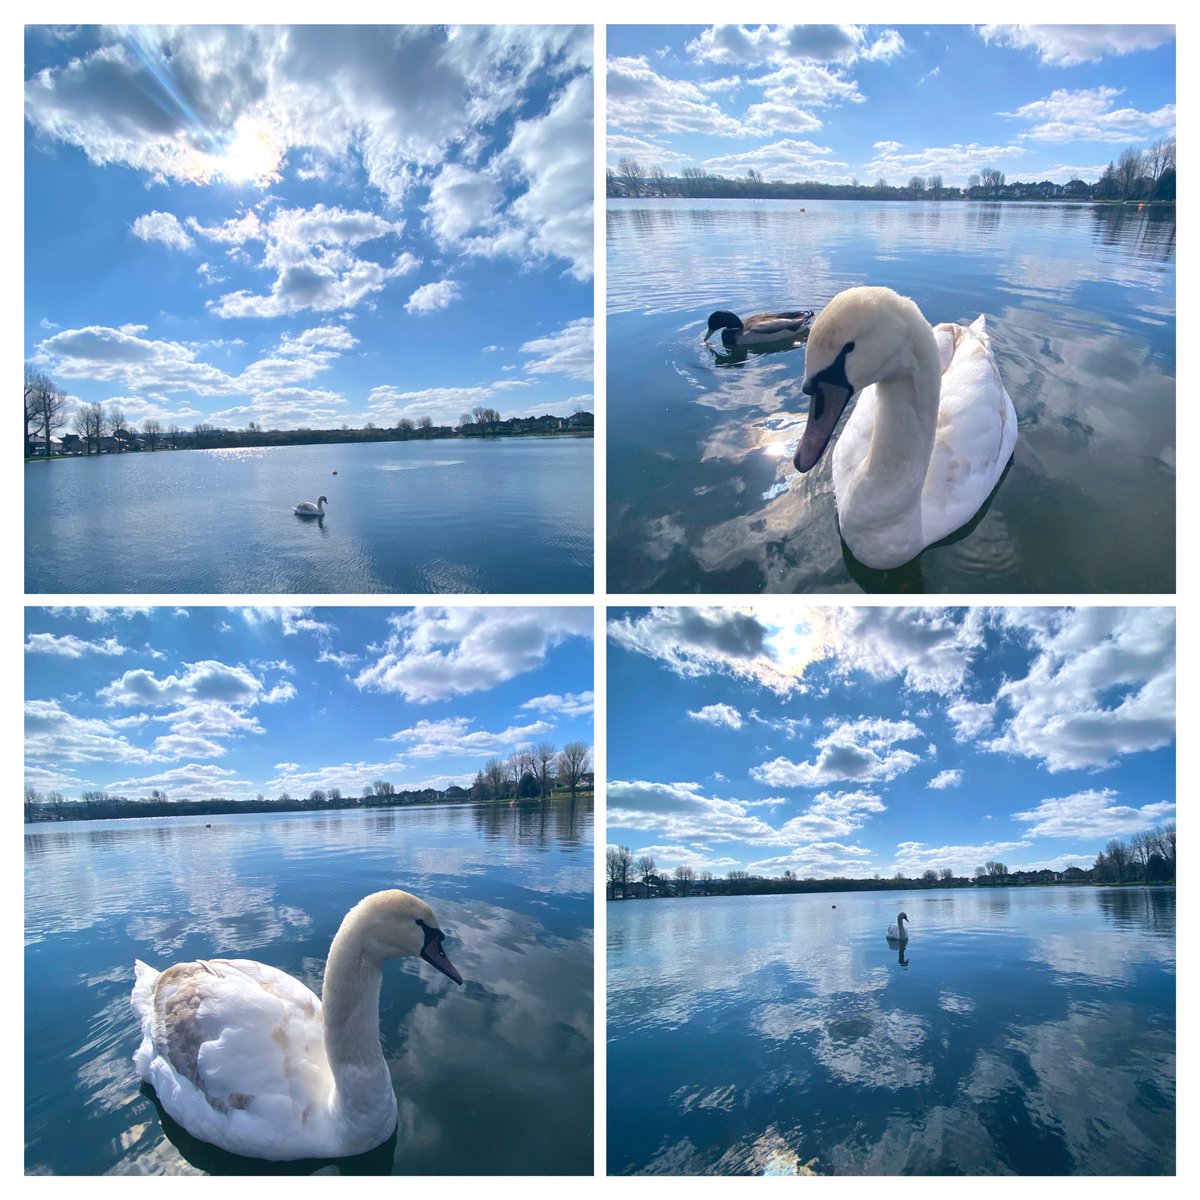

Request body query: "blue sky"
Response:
[25, 25, 593, 431]
[25, 606, 593, 802]
[607, 607, 1175, 878]
[607, 24, 1176, 185]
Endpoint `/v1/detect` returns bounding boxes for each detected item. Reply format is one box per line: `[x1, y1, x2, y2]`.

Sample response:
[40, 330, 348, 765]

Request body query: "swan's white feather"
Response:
[133, 957, 365, 1160]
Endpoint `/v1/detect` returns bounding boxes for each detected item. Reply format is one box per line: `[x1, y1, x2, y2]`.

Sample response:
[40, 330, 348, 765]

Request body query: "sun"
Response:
[219, 120, 282, 185]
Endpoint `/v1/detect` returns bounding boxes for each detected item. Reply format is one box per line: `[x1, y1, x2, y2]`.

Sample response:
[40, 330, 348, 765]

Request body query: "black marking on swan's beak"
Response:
[416, 918, 463, 985]
[794, 340, 855, 473]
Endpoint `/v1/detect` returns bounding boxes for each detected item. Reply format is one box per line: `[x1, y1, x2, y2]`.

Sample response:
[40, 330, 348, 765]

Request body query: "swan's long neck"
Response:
[854, 317, 942, 537]
[317, 498, 326, 511]
[321, 916, 394, 1123]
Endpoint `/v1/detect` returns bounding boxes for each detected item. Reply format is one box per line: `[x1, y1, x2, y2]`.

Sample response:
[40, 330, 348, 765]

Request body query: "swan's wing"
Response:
[137, 958, 332, 1134]
[922, 321, 1017, 543]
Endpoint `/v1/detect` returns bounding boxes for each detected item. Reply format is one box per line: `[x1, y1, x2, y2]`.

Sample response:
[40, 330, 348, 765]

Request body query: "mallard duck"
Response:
[794, 286, 1017, 570]
[704, 309, 815, 348]
[131, 889, 462, 1161]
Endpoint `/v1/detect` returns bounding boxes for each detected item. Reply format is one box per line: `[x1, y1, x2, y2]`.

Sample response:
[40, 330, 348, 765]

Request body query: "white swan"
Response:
[131, 889, 462, 1161]
[794, 286, 1017, 570]
[886, 911, 910, 942]
[293, 495, 328, 516]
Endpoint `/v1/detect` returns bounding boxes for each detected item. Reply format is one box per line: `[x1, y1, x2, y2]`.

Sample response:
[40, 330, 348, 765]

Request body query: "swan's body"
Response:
[131, 889, 462, 1161]
[794, 286, 1017, 570]
[704, 309, 815, 348]
[886, 911, 910, 942]
[294, 495, 328, 516]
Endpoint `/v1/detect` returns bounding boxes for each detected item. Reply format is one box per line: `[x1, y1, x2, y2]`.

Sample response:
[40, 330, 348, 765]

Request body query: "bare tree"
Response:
[634, 854, 657, 896]
[483, 757, 506, 802]
[532, 741, 557, 800]
[471, 405, 501, 436]
[928, 173, 944, 199]
[75, 402, 104, 455]
[939, 866, 954, 882]
[1114, 146, 1144, 201]
[142, 417, 163, 451]
[616, 156, 644, 197]
[908, 175, 926, 195]
[1104, 837, 1131, 883]
[106, 405, 129, 450]
[24, 364, 40, 456]
[29, 370, 68, 456]
[606, 845, 632, 899]
[396, 417, 415, 438]
[418, 415, 434, 438]
[979, 167, 1005, 198]
[967, 171, 981, 194]
[555, 741, 591, 799]
[674, 864, 695, 895]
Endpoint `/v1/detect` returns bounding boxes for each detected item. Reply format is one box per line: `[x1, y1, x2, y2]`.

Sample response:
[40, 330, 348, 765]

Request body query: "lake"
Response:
[25, 801, 593, 1175]
[607, 199, 1175, 593]
[607, 886, 1175, 1175]
[26, 437, 593, 594]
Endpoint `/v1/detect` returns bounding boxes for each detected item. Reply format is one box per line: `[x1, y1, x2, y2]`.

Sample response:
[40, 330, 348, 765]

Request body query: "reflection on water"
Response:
[26, 801, 593, 1175]
[26, 437, 593, 594]
[608, 887, 1174, 1175]
[607, 199, 1175, 593]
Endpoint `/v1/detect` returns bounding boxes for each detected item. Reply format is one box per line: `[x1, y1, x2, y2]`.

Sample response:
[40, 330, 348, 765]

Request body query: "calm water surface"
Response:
[25, 801, 593, 1175]
[607, 199, 1175, 592]
[26, 437, 593, 593]
[608, 887, 1174, 1175]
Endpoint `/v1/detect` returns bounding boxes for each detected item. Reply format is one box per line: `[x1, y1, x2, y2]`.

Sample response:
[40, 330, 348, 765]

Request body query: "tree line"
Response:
[607, 138, 1175, 206]
[606, 822, 1175, 900]
[23, 741, 591, 823]
[23, 369, 593, 458]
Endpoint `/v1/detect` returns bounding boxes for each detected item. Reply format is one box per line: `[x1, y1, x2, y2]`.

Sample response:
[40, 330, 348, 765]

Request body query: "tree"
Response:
[921, 868, 938, 883]
[373, 779, 395, 798]
[106, 405, 130, 450]
[556, 741, 591, 799]
[967, 172, 981, 194]
[24, 364, 42, 456]
[939, 867, 954, 882]
[396, 417, 415, 438]
[617, 156, 644, 197]
[606, 845, 633, 899]
[531, 741, 557, 800]
[928, 173, 944, 199]
[634, 854, 657, 895]
[1104, 838, 1130, 883]
[1129, 831, 1151, 882]
[699, 869, 714, 894]
[24, 786, 41, 821]
[309, 788, 328, 805]
[142, 417, 163, 451]
[75, 401, 104, 455]
[984, 860, 1008, 878]
[328, 787, 342, 803]
[908, 175, 926, 195]
[418, 415, 434, 438]
[471, 405, 501, 436]
[29, 369, 68, 456]
[979, 167, 1005, 198]
[1095, 161, 1119, 201]
[483, 757, 506, 802]
[1114, 146, 1144, 201]
[674, 864, 695, 895]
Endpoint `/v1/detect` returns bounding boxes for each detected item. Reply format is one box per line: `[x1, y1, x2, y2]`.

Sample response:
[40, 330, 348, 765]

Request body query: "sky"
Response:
[24, 25, 593, 432]
[607, 606, 1175, 879]
[24, 606, 593, 803]
[607, 24, 1176, 186]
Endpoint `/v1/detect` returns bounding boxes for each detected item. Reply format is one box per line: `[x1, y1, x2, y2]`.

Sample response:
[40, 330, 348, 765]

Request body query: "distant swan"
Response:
[794, 286, 1017, 570]
[131, 889, 463, 1161]
[886, 911, 910, 942]
[294, 495, 328, 516]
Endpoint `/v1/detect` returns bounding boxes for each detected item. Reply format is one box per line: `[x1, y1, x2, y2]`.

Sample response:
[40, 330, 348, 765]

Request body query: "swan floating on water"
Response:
[886, 911, 910, 942]
[294, 495, 328, 517]
[794, 286, 1017, 570]
[704, 309, 815, 349]
[131, 889, 462, 1161]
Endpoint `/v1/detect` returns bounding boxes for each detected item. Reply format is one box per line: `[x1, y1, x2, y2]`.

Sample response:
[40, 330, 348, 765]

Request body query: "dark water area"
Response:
[607, 199, 1175, 593]
[25, 802, 593, 1175]
[26, 437, 593, 594]
[608, 886, 1174, 1175]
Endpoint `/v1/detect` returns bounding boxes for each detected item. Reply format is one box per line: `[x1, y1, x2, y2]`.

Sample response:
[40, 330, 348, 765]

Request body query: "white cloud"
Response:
[355, 607, 592, 702]
[317, 649, 360, 668]
[385, 716, 555, 759]
[1000, 86, 1176, 144]
[1012, 788, 1174, 839]
[928, 769, 963, 790]
[24, 632, 128, 658]
[687, 703, 744, 730]
[26, 699, 155, 764]
[405, 279, 461, 316]
[520, 318, 593, 381]
[751, 717, 923, 787]
[985, 608, 1174, 771]
[687, 24, 904, 67]
[103, 763, 256, 799]
[238, 607, 335, 637]
[131, 210, 194, 250]
[521, 691, 595, 717]
[946, 699, 996, 741]
[607, 55, 741, 138]
[978, 25, 1174, 67]
[608, 779, 781, 845]
[891, 839, 1033, 877]
[746, 841, 876, 879]
[99, 660, 269, 708]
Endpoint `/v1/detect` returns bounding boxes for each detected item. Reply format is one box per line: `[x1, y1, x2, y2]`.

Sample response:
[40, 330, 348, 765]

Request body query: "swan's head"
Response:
[703, 311, 741, 342]
[897, 911, 909, 923]
[794, 286, 920, 472]
[318, 495, 328, 505]
[350, 889, 463, 985]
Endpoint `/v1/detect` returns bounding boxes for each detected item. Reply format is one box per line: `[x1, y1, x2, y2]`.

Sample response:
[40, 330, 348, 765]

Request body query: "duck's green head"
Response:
[703, 310, 742, 342]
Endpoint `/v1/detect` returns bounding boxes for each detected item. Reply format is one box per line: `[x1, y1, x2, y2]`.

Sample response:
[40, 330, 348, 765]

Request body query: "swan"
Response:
[886, 911, 910, 942]
[793, 286, 1017, 570]
[293, 495, 328, 516]
[704, 309, 815, 348]
[131, 889, 462, 1161]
